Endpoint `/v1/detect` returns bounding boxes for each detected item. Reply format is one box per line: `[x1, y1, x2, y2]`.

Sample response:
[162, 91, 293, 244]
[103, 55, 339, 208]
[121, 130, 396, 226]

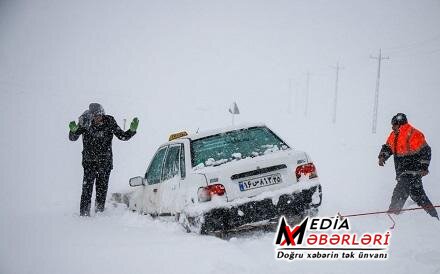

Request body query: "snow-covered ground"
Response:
[1, 1, 440, 273]
[4, 202, 440, 274]
[2, 98, 440, 273]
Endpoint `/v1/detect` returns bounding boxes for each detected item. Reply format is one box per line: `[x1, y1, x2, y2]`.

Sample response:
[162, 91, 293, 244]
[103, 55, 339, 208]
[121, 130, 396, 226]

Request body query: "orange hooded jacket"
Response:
[385, 123, 427, 157]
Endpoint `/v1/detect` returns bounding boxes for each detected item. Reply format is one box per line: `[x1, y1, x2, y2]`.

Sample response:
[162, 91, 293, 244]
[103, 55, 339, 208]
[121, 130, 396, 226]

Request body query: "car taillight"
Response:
[198, 184, 226, 202]
[296, 163, 318, 181]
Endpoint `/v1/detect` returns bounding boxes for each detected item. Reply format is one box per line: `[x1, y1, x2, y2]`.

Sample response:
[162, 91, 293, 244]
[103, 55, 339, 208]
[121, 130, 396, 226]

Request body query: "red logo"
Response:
[274, 216, 391, 261]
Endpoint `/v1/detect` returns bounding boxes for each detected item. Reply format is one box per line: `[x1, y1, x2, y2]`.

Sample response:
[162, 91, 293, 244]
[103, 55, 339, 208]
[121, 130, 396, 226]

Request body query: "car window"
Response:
[146, 146, 167, 185]
[180, 145, 186, 178]
[162, 145, 181, 181]
[190, 126, 289, 168]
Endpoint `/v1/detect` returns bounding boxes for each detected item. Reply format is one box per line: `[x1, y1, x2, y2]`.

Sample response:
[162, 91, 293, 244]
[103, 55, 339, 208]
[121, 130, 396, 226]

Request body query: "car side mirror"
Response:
[129, 176, 145, 187]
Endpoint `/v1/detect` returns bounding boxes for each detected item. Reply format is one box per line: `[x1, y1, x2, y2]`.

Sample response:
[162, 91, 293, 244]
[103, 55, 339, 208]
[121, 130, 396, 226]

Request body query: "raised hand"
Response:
[130, 117, 139, 132]
[69, 121, 79, 133]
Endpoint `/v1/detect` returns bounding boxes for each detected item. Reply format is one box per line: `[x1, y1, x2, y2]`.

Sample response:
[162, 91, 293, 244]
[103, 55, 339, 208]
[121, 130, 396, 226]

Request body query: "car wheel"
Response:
[178, 212, 204, 234]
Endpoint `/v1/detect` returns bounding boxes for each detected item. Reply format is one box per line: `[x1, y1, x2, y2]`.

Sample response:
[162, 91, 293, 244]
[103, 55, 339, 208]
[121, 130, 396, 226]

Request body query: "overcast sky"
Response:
[1, 0, 439, 117]
[1, 0, 440, 212]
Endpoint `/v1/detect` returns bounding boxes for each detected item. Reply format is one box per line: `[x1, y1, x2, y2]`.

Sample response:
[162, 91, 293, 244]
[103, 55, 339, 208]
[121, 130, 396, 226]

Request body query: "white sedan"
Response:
[128, 123, 322, 234]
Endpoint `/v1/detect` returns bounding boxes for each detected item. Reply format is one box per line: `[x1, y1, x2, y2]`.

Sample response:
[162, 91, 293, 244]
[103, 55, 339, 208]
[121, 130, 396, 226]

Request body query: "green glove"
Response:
[130, 117, 139, 132]
[69, 121, 79, 133]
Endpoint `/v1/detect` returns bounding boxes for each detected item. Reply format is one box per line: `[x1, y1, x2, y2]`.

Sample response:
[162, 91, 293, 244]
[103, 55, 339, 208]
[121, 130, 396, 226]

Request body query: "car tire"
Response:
[178, 212, 204, 234]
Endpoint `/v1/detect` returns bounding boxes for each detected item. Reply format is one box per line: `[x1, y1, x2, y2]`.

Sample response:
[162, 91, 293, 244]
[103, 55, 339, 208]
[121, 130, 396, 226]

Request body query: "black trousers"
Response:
[80, 163, 111, 216]
[388, 174, 438, 218]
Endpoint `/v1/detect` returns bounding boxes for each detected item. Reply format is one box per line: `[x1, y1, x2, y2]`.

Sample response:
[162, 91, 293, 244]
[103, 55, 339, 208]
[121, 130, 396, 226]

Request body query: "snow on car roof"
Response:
[159, 123, 268, 148]
[186, 122, 267, 141]
[165, 122, 267, 143]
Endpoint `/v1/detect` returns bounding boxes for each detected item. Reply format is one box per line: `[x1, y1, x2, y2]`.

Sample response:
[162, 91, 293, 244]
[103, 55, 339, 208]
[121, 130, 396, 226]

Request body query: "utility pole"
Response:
[331, 62, 344, 124]
[304, 72, 311, 118]
[370, 49, 389, 134]
[123, 118, 127, 130]
[287, 78, 293, 114]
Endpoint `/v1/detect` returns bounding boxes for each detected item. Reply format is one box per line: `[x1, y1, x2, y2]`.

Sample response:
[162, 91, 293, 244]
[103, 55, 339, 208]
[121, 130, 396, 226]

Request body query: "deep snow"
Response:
[1, 0, 440, 273]
[2, 104, 440, 274]
[3, 189, 440, 274]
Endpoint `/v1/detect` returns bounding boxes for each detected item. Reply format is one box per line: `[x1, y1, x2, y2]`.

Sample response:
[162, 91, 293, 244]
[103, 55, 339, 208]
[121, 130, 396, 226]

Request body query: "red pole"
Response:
[339, 205, 440, 218]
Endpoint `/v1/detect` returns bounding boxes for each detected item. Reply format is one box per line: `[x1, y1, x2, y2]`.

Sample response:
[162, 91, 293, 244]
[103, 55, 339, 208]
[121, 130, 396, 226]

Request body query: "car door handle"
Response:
[153, 188, 158, 193]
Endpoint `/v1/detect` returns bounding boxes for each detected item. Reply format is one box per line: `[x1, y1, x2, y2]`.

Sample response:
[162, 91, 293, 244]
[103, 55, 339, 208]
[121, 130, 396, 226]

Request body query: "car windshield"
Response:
[190, 126, 289, 168]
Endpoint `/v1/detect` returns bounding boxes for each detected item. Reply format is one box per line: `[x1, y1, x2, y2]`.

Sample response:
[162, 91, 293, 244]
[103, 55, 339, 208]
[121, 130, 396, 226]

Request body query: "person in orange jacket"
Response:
[378, 113, 438, 219]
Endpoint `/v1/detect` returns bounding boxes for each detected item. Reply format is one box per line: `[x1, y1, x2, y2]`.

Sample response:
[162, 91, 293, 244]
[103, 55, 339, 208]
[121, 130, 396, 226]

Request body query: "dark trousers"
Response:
[80, 163, 111, 216]
[388, 174, 438, 218]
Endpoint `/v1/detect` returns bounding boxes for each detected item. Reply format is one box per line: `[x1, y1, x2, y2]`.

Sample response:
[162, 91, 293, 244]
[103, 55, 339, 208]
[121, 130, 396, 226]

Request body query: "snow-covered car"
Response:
[128, 123, 322, 234]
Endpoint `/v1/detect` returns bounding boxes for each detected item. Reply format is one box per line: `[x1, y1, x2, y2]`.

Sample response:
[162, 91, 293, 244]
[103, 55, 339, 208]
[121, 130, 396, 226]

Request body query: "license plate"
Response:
[239, 173, 282, 191]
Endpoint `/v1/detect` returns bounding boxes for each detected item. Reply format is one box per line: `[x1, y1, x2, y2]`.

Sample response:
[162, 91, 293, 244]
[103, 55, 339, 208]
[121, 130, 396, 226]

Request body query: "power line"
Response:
[383, 33, 440, 52]
[391, 47, 440, 59]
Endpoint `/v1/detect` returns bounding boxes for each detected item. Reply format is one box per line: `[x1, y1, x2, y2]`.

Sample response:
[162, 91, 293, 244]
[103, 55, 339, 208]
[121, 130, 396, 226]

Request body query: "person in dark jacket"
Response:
[69, 103, 139, 216]
[378, 113, 438, 219]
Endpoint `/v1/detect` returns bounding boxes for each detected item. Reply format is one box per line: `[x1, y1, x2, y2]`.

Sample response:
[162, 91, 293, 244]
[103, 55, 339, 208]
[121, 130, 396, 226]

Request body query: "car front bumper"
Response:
[200, 184, 322, 234]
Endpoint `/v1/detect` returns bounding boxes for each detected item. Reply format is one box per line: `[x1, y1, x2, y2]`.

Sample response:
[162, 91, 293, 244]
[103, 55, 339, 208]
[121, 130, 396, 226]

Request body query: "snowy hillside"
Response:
[1, 1, 440, 273]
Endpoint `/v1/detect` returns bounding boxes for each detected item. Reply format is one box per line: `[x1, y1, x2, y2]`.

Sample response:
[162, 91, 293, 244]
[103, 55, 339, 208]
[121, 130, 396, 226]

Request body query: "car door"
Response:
[143, 146, 168, 214]
[158, 143, 185, 214]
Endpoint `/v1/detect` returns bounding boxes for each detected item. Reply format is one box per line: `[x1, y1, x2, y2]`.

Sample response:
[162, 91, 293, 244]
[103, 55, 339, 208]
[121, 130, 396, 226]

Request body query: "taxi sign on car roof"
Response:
[169, 131, 188, 141]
